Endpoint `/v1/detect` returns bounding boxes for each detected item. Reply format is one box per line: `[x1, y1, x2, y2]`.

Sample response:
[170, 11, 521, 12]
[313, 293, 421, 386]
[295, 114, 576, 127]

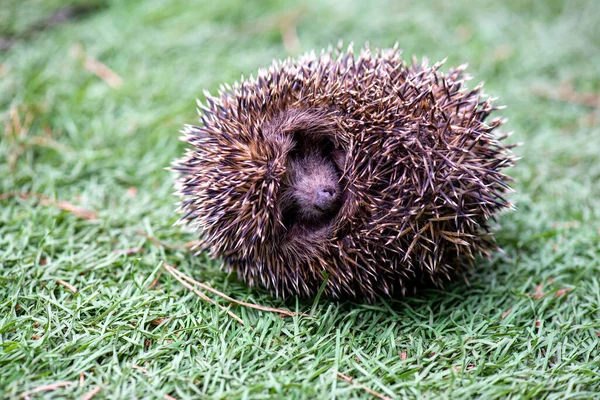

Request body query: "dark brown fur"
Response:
[173, 44, 516, 301]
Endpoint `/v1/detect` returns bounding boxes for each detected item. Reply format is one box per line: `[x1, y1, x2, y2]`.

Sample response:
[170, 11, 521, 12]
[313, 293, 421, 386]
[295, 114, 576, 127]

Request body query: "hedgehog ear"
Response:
[331, 148, 346, 171]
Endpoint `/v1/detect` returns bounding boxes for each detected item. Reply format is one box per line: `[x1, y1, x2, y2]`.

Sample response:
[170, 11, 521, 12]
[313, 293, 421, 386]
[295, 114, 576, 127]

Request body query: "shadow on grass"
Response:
[1, 1, 108, 50]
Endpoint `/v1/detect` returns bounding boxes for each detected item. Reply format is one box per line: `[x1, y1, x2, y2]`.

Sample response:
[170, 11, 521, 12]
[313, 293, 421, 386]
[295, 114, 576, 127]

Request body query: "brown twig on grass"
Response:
[20, 381, 73, 399]
[136, 230, 182, 250]
[136, 230, 201, 251]
[80, 385, 102, 400]
[28, 135, 73, 154]
[83, 56, 124, 88]
[555, 288, 571, 298]
[4, 106, 74, 170]
[163, 263, 245, 326]
[165, 263, 306, 318]
[0, 192, 98, 220]
[148, 270, 164, 289]
[10, 106, 32, 138]
[6, 105, 33, 170]
[532, 283, 545, 300]
[336, 372, 393, 400]
[239, 7, 305, 54]
[56, 279, 78, 294]
[71, 44, 123, 88]
[279, 11, 302, 54]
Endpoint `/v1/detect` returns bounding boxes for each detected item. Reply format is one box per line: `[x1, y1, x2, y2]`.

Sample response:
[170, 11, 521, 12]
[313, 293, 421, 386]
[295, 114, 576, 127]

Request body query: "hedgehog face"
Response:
[260, 108, 346, 232]
[280, 151, 342, 228]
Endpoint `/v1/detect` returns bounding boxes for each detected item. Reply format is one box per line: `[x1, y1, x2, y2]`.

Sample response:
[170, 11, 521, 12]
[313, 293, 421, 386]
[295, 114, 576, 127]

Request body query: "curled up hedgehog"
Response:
[172, 44, 516, 302]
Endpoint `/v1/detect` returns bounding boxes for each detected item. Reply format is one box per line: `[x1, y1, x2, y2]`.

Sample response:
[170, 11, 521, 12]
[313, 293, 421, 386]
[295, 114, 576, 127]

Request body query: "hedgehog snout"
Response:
[314, 185, 337, 211]
[293, 176, 339, 219]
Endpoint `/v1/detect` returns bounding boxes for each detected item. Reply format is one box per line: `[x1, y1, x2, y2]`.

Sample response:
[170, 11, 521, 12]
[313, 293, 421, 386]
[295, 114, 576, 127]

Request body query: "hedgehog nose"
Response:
[315, 186, 337, 210]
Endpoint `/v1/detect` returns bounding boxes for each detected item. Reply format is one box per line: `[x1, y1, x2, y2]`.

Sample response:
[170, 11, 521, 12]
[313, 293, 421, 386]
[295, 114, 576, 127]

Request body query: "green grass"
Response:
[1, 0, 600, 398]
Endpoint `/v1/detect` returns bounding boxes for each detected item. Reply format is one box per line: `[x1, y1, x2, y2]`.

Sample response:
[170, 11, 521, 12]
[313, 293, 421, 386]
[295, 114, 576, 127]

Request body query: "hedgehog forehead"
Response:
[262, 109, 339, 142]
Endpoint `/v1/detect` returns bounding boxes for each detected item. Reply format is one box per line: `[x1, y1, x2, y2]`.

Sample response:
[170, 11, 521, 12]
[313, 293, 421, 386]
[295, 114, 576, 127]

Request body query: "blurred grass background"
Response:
[1, 0, 599, 398]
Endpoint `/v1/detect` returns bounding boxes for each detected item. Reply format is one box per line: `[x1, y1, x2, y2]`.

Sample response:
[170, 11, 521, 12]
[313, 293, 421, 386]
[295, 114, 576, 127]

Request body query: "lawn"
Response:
[1, 0, 600, 398]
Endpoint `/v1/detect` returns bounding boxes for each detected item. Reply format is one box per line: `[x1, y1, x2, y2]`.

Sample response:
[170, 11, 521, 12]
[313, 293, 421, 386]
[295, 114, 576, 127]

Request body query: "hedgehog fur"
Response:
[173, 44, 516, 302]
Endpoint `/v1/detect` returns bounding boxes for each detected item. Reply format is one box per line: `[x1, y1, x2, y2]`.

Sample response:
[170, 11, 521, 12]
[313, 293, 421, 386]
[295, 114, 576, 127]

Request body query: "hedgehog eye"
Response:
[287, 137, 300, 157]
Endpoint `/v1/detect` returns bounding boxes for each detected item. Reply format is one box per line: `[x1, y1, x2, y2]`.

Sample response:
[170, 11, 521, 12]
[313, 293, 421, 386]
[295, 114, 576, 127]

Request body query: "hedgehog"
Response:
[172, 44, 516, 302]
